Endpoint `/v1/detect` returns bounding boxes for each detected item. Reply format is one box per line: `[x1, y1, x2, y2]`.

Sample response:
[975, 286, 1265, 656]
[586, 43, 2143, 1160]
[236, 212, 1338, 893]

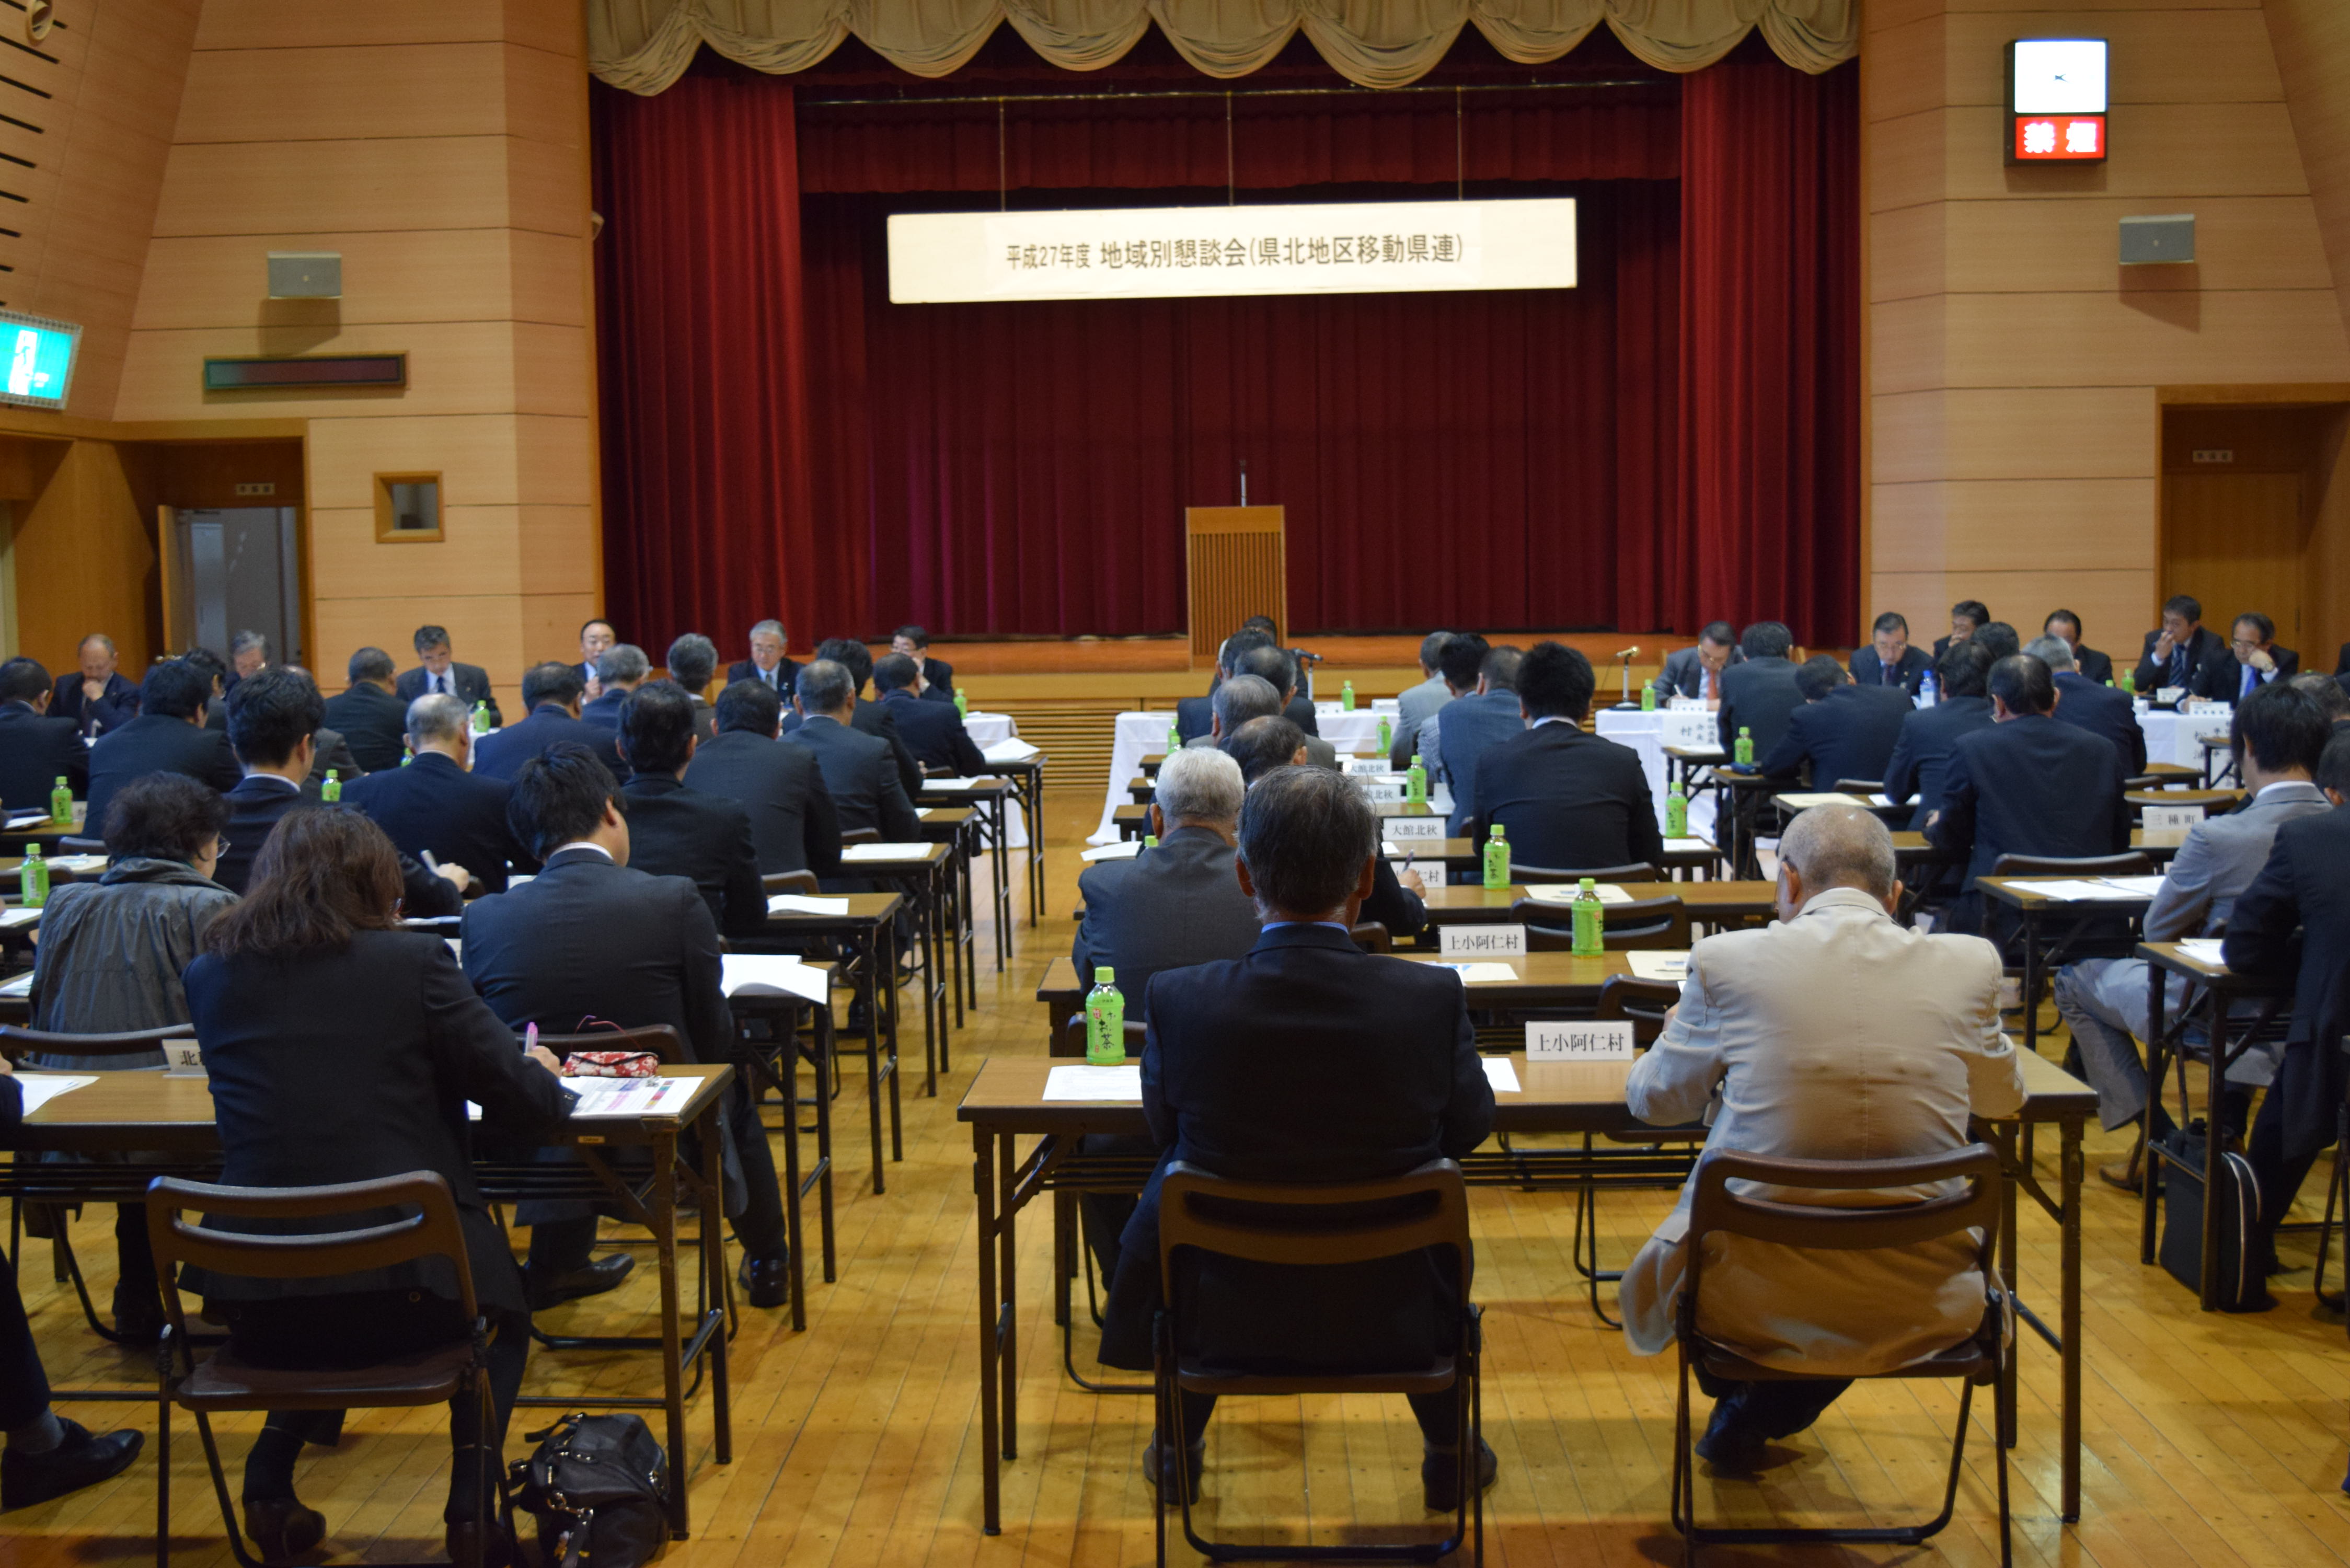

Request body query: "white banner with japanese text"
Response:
[886, 198, 1576, 304]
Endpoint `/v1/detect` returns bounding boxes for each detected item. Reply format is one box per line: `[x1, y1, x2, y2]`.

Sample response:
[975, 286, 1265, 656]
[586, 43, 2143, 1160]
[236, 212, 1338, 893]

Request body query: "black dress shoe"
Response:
[240, 1495, 327, 1562]
[2, 1420, 144, 1511]
[1421, 1437, 1497, 1512]
[738, 1254, 791, 1309]
[445, 1517, 515, 1568]
[1694, 1402, 1766, 1472]
[528, 1254, 635, 1310]
[111, 1284, 164, 1345]
[1142, 1437, 1205, 1505]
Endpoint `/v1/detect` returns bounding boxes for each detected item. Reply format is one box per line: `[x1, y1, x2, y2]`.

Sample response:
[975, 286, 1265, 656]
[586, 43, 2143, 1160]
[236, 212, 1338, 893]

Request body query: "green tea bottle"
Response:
[49, 775, 71, 825]
[1377, 715, 1392, 753]
[1406, 754, 1428, 805]
[470, 700, 491, 734]
[20, 843, 47, 909]
[1482, 823, 1510, 890]
[1340, 680, 1356, 712]
[1085, 967, 1126, 1065]
[1665, 783, 1688, 838]
[321, 771, 342, 803]
[1570, 877, 1603, 956]
[1733, 727, 1754, 767]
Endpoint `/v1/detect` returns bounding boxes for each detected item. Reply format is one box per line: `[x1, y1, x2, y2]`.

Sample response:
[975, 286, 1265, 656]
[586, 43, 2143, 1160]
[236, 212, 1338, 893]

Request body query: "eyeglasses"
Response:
[2230, 637, 2263, 651]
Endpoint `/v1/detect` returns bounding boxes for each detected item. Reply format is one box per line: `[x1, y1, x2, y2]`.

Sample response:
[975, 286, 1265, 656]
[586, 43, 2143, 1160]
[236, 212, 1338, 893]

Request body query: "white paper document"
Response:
[721, 955, 829, 1004]
[2097, 875, 2168, 898]
[1865, 794, 1916, 809]
[1663, 838, 1714, 854]
[562, 1075, 699, 1119]
[1522, 881, 1637, 906]
[1482, 1058, 1522, 1094]
[839, 843, 933, 861]
[0, 906, 41, 928]
[1042, 1064, 1143, 1102]
[2175, 938, 2227, 967]
[1626, 951, 1691, 983]
[923, 777, 982, 790]
[768, 894, 850, 916]
[6, 813, 49, 829]
[14, 1074, 97, 1115]
[981, 739, 1040, 763]
[0, 971, 32, 997]
[1080, 841, 1143, 861]
[1776, 792, 1872, 811]
[2009, 878, 2158, 902]
[1437, 962, 1519, 984]
[49, 855, 107, 873]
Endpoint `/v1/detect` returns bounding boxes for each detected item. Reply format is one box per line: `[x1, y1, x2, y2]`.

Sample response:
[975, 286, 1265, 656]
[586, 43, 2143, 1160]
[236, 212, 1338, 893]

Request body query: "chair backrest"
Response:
[1685, 1144, 2002, 1263]
[840, 827, 882, 847]
[145, 1171, 479, 1326]
[58, 835, 108, 855]
[1987, 851, 2153, 882]
[1592, 976, 1683, 1045]
[1157, 1158, 1472, 1302]
[1829, 778, 1883, 795]
[1349, 920, 1391, 954]
[1515, 861, 1660, 885]
[762, 870, 820, 897]
[1514, 895, 1689, 952]
[1058, 1012, 1148, 1059]
[527, 1022, 683, 1064]
[0, 1022, 195, 1060]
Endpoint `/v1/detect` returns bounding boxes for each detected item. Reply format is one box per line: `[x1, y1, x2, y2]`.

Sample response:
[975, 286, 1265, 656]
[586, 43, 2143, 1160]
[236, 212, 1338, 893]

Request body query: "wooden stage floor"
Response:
[14, 793, 2350, 1567]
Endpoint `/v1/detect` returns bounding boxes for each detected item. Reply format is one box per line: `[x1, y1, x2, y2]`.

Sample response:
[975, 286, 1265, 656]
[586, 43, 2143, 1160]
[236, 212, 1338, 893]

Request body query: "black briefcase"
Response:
[2156, 1123, 2266, 1313]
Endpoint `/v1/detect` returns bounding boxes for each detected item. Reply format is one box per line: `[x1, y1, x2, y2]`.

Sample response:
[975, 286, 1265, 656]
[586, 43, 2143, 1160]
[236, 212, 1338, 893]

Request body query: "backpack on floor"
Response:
[508, 1412, 669, 1568]
[2156, 1122, 2265, 1313]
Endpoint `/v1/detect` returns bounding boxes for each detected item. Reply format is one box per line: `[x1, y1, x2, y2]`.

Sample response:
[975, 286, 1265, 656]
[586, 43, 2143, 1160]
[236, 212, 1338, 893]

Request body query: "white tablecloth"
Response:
[1593, 707, 1721, 839]
[2135, 705, 2232, 772]
[1091, 708, 1389, 844]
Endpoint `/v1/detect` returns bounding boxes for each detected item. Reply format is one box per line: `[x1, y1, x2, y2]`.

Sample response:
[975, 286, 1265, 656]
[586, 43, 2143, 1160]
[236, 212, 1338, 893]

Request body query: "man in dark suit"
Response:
[343, 692, 529, 893]
[785, 659, 921, 842]
[83, 660, 242, 831]
[49, 634, 139, 739]
[1757, 655, 1912, 788]
[1074, 747, 1259, 1012]
[683, 679, 842, 878]
[475, 662, 624, 781]
[212, 668, 466, 917]
[394, 624, 502, 728]
[579, 643, 648, 756]
[0, 658, 87, 812]
[286, 666, 365, 798]
[725, 618, 801, 701]
[891, 625, 957, 704]
[1930, 599, 1989, 662]
[1883, 642, 1996, 829]
[1228, 717, 1427, 940]
[575, 618, 615, 693]
[1848, 612, 1931, 695]
[1226, 642, 1322, 742]
[464, 743, 794, 1309]
[784, 639, 924, 801]
[1717, 621, 1805, 760]
[2043, 610, 2113, 687]
[1181, 675, 1283, 755]
[1651, 621, 1744, 704]
[321, 647, 412, 773]
[2035, 636, 2146, 774]
[1173, 630, 1276, 746]
[1928, 654, 2130, 929]
[872, 653, 986, 775]
[1433, 640, 1524, 835]
[2131, 594, 2231, 696]
[613, 681, 765, 939]
[182, 647, 232, 733]
[665, 632, 720, 740]
[1096, 766, 1496, 1509]
[2223, 732, 2350, 1292]
[2200, 611, 2299, 703]
[1468, 642, 1660, 871]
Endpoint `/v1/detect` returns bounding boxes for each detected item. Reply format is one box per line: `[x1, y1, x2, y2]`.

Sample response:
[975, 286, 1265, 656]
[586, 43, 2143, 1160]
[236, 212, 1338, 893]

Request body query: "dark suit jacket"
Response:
[0, 701, 87, 811]
[1435, 690, 1526, 836]
[344, 750, 529, 893]
[618, 773, 767, 937]
[1472, 721, 1662, 872]
[2073, 645, 2114, 686]
[2195, 648, 2300, 704]
[1651, 644, 1743, 701]
[787, 699, 923, 800]
[1928, 715, 2129, 887]
[920, 655, 954, 693]
[49, 671, 138, 737]
[180, 930, 572, 1314]
[1282, 694, 1321, 737]
[463, 845, 734, 1065]
[2132, 626, 2231, 696]
[1173, 694, 1214, 746]
[2051, 671, 2147, 775]
[395, 662, 502, 728]
[1716, 657, 1805, 760]
[2224, 805, 2350, 1163]
[727, 658, 802, 700]
[323, 682, 412, 774]
[1071, 826, 1261, 1016]
[2336, 641, 2350, 678]
[308, 728, 363, 795]
[682, 729, 842, 878]
[1758, 684, 1913, 788]
[84, 712, 242, 833]
[477, 700, 624, 781]
[1097, 923, 1494, 1371]
[782, 714, 921, 841]
[213, 774, 461, 917]
[878, 688, 986, 775]
[1882, 696, 1995, 829]
[1361, 858, 1428, 941]
[1848, 644, 1931, 696]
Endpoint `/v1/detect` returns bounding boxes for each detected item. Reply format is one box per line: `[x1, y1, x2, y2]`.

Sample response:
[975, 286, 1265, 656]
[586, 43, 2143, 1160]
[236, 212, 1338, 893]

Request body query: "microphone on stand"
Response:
[1612, 645, 1641, 708]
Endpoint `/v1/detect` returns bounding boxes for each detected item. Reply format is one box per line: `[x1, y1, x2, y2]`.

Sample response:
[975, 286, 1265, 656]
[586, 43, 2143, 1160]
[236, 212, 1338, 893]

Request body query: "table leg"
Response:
[2201, 1000, 2222, 1310]
[998, 1128, 1019, 1459]
[861, 928, 886, 1195]
[973, 1122, 1002, 1535]
[779, 1029, 807, 1333]
[2061, 1114, 2081, 1522]
[991, 794, 1011, 972]
[1995, 1123, 2020, 1450]
[883, 918, 904, 1164]
[812, 1006, 836, 1283]
[2020, 909, 2041, 1059]
[1023, 767, 1045, 926]
[654, 1128, 690, 1537]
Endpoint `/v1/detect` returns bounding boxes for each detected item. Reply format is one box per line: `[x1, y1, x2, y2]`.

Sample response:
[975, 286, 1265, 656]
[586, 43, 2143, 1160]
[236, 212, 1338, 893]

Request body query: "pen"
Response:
[524, 1021, 537, 1056]
[421, 849, 441, 873]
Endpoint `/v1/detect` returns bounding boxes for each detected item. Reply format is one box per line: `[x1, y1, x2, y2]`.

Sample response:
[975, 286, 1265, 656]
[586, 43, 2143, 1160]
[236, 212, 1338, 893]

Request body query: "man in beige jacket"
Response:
[1619, 804, 2024, 1468]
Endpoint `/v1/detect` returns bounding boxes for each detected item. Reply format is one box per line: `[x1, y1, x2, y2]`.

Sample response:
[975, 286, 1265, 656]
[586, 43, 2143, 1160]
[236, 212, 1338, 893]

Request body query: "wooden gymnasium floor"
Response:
[14, 791, 2350, 1568]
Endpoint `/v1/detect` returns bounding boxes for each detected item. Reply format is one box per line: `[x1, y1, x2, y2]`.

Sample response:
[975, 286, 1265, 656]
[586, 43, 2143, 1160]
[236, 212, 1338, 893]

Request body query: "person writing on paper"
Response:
[2053, 683, 2332, 1191]
[1095, 764, 1496, 1510]
[1651, 621, 1743, 706]
[1619, 804, 2024, 1470]
[180, 808, 572, 1567]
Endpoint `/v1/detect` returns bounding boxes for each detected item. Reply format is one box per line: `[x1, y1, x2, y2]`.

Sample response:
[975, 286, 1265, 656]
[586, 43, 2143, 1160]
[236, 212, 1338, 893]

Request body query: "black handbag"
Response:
[2157, 1122, 2266, 1313]
[508, 1412, 669, 1568]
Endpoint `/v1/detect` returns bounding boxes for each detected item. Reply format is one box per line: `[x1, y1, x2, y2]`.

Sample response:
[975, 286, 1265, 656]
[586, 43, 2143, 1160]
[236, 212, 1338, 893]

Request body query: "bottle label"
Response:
[1085, 991, 1126, 1064]
[1571, 901, 1602, 955]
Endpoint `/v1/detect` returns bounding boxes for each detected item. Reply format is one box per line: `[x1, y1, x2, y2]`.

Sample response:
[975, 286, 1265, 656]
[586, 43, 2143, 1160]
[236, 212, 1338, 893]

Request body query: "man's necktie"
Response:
[1706, 668, 1718, 701]
[2241, 662, 2256, 699]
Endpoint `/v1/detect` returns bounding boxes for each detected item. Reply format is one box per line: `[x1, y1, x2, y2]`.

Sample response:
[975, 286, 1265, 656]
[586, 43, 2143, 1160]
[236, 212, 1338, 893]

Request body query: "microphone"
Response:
[1614, 645, 1640, 662]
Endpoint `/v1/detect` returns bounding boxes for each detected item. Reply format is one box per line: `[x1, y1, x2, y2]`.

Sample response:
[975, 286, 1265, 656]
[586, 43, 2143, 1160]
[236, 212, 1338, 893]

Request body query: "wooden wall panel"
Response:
[2266, 0, 2350, 342]
[1873, 479, 2159, 571]
[174, 44, 519, 143]
[194, 1, 511, 51]
[153, 139, 530, 237]
[133, 231, 535, 329]
[10, 441, 159, 674]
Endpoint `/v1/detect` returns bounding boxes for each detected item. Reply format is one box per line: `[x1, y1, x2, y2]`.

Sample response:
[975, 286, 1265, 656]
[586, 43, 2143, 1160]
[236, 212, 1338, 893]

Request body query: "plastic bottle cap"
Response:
[1095, 966, 1114, 984]
[1490, 824, 1503, 838]
[1579, 878, 1595, 889]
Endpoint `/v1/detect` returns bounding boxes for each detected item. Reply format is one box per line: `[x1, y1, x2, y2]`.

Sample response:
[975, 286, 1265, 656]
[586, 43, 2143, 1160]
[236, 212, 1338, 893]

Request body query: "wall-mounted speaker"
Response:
[267, 251, 342, 298]
[2119, 214, 2194, 266]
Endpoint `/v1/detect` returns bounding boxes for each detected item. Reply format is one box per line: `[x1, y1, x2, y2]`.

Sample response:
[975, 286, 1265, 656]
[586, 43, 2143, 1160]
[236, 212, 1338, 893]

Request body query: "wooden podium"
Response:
[1184, 506, 1286, 665]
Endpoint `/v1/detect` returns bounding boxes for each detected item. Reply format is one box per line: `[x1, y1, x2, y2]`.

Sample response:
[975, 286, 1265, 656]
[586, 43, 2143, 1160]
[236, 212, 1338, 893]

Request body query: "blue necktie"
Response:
[2241, 662, 2255, 699]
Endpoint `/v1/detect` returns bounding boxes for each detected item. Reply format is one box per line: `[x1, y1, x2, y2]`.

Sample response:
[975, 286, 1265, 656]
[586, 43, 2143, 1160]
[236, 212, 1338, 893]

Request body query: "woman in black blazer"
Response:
[182, 808, 571, 1568]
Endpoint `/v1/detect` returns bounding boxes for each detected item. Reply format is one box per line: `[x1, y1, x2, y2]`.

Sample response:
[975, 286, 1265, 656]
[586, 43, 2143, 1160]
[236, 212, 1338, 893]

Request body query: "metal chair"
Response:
[1155, 1158, 1481, 1566]
[145, 1172, 501, 1568]
[1513, 895, 1689, 952]
[1561, 979, 1706, 1325]
[58, 835, 108, 857]
[840, 827, 882, 847]
[1669, 1144, 2010, 1567]
[1514, 861, 1660, 885]
[1984, 851, 2156, 1025]
[0, 1022, 197, 1343]
[762, 870, 820, 898]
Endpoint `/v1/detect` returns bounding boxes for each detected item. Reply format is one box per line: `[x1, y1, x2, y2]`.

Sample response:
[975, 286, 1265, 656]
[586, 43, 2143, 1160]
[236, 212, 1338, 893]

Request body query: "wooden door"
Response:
[2162, 471, 2307, 646]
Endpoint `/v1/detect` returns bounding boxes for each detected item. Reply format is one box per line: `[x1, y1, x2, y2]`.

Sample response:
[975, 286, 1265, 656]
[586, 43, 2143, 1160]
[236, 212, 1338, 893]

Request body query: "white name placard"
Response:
[1343, 758, 1391, 776]
[1386, 816, 1444, 843]
[1354, 777, 1406, 802]
[1660, 710, 1720, 749]
[163, 1041, 206, 1078]
[2142, 804, 2205, 834]
[888, 198, 1577, 304]
[1527, 1021, 1635, 1061]
[1442, 924, 1526, 958]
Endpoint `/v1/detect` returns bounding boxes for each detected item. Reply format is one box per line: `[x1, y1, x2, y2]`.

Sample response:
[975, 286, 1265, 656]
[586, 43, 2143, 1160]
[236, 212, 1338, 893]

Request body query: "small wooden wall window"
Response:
[374, 472, 442, 542]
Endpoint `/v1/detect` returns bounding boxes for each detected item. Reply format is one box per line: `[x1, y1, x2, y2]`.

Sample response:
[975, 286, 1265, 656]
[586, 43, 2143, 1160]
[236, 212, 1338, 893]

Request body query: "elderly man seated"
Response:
[1619, 804, 2024, 1469]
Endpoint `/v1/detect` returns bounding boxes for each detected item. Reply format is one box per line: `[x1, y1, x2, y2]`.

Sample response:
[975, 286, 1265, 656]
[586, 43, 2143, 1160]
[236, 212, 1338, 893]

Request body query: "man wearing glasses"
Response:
[2205, 612, 2300, 704]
